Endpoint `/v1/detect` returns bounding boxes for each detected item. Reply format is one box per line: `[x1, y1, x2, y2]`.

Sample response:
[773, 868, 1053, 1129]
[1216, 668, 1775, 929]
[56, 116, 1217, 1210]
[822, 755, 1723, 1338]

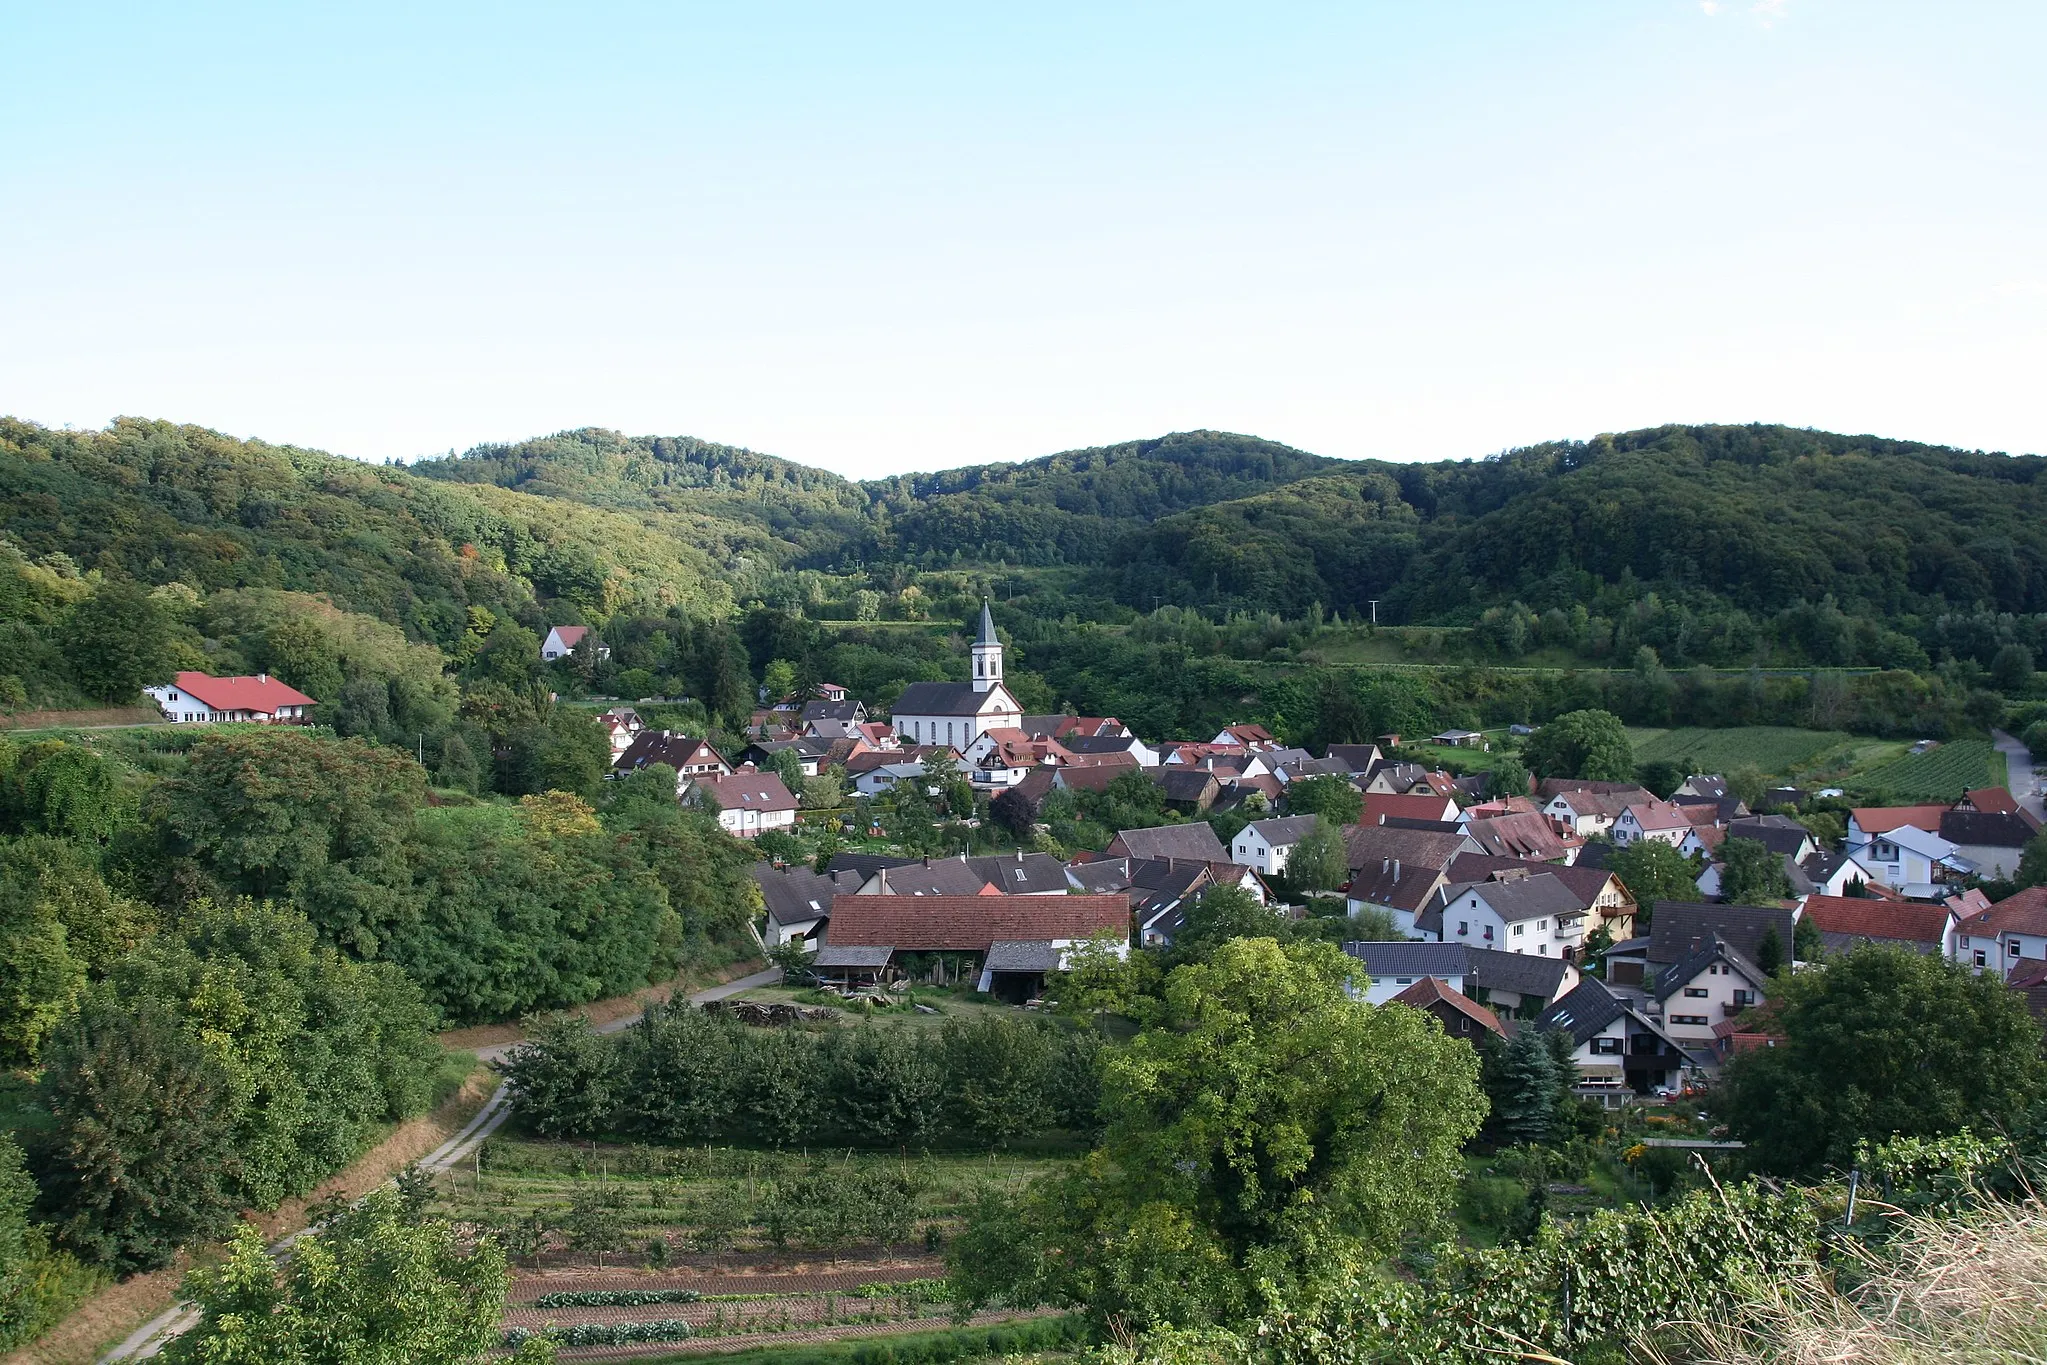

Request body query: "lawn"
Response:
[1628, 726, 1857, 778]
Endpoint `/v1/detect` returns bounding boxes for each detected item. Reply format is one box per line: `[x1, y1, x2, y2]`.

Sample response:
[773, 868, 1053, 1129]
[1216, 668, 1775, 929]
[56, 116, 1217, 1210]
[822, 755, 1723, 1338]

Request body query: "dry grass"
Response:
[1657, 1199, 2047, 1365]
[0, 1067, 497, 1365]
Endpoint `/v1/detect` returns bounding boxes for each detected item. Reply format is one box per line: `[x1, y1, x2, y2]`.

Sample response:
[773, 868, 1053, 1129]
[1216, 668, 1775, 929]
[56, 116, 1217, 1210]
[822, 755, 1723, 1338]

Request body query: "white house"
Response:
[1613, 801, 1694, 848]
[1534, 978, 1693, 1101]
[615, 731, 732, 796]
[1341, 941, 1475, 1004]
[1940, 809, 2040, 882]
[854, 760, 932, 798]
[541, 625, 607, 661]
[1953, 887, 2047, 979]
[688, 766, 799, 838]
[1847, 821, 1967, 898]
[1232, 815, 1321, 877]
[145, 672, 316, 724]
[889, 602, 1023, 750]
[597, 706, 643, 763]
[1436, 872, 1589, 957]
[1649, 937, 1768, 1060]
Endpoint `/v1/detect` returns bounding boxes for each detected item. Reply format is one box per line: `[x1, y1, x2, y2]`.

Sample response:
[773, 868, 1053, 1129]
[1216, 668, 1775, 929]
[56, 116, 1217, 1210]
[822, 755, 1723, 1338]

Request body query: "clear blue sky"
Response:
[4, 2, 2042, 475]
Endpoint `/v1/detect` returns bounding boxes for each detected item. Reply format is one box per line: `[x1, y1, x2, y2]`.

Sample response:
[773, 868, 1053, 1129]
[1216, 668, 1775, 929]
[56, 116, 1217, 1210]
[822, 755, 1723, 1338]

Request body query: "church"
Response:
[889, 601, 1023, 749]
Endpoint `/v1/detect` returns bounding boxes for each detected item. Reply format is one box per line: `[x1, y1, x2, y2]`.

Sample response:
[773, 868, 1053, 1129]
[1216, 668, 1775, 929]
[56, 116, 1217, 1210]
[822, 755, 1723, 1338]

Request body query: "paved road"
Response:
[1992, 729, 2045, 824]
[102, 967, 782, 1362]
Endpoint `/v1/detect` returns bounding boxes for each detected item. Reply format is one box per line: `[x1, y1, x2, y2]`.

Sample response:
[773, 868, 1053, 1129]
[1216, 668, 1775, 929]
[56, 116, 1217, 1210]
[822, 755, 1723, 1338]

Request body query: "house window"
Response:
[1536, 919, 1548, 930]
[1396, 977, 1413, 985]
[1684, 987, 1709, 998]
[1673, 1014, 1709, 1026]
[2011, 941, 2022, 957]
[1591, 1037, 1623, 1055]
[1483, 925, 1494, 941]
[1975, 950, 1988, 967]
[1512, 923, 1524, 937]
[1457, 921, 1469, 936]
[1732, 990, 1755, 1006]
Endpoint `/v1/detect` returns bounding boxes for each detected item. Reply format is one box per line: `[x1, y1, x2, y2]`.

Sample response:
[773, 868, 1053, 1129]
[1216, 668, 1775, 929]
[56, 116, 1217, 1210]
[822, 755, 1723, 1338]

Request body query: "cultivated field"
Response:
[1847, 740, 2006, 802]
[424, 1138, 1074, 1361]
[1627, 726, 1857, 777]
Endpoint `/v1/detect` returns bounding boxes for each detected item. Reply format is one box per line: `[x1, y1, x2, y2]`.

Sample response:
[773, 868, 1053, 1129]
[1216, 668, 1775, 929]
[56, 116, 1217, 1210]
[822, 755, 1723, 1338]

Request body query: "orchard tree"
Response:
[949, 938, 1487, 1327]
[1606, 839, 1701, 910]
[1284, 776, 1362, 825]
[1719, 837, 1792, 906]
[1722, 945, 2047, 1176]
[1521, 710, 1633, 782]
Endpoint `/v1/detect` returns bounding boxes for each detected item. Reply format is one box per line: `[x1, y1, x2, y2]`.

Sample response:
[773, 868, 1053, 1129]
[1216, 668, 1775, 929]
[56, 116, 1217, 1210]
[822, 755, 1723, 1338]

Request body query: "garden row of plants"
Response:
[504, 1003, 1103, 1149]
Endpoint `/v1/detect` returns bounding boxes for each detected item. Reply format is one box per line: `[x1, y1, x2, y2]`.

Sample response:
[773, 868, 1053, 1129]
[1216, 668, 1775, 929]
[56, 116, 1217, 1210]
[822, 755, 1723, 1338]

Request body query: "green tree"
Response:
[1284, 776, 1361, 825]
[1481, 1028, 1563, 1146]
[37, 995, 241, 1271]
[1606, 839, 1701, 909]
[1722, 945, 2047, 1176]
[1046, 931, 1156, 1027]
[1634, 759, 1685, 800]
[1167, 886, 1283, 967]
[1520, 709, 1633, 781]
[163, 1188, 549, 1365]
[2014, 832, 2047, 890]
[1285, 818, 1349, 897]
[1, 1134, 90, 1351]
[1726, 762, 1770, 811]
[1485, 754, 1532, 799]
[1792, 913, 1825, 962]
[1719, 837, 1791, 906]
[1989, 643, 2034, 694]
[4, 742, 132, 843]
[62, 581, 173, 703]
[950, 938, 1486, 1327]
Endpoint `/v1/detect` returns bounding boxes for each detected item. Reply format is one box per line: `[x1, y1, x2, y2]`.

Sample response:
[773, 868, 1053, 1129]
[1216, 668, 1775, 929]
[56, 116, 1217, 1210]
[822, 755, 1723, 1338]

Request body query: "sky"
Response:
[3, 1, 2043, 477]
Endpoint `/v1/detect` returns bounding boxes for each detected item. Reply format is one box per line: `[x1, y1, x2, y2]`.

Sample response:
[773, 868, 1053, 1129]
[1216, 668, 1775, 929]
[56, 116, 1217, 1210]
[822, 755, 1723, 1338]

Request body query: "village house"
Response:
[1605, 901, 1800, 986]
[888, 602, 1023, 750]
[801, 696, 869, 731]
[1211, 723, 1278, 750]
[1344, 940, 1581, 1015]
[1429, 728, 1486, 749]
[1360, 791, 1462, 826]
[1613, 800, 1694, 848]
[1954, 886, 2047, 979]
[1151, 767, 1223, 814]
[1443, 853, 1639, 942]
[813, 893, 1129, 1002]
[1461, 811, 1583, 864]
[597, 706, 644, 763]
[1431, 872, 1590, 957]
[1231, 815, 1321, 878]
[1341, 825, 1470, 935]
[1388, 977, 1504, 1044]
[616, 731, 733, 795]
[1798, 894, 1956, 958]
[1108, 821, 1230, 864]
[754, 862, 841, 950]
[1542, 787, 1650, 839]
[1938, 801, 2040, 881]
[1845, 805, 1974, 896]
[687, 765, 798, 838]
[1535, 978, 1694, 1101]
[541, 625, 607, 661]
[145, 671, 316, 724]
[1648, 937, 1769, 1060]
[858, 851, 1070, 897]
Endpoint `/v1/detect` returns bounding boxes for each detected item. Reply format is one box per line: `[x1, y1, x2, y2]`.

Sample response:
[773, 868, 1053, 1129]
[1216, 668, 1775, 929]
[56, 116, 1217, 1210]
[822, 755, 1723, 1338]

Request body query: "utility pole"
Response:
[1367, 600, 1380, 627]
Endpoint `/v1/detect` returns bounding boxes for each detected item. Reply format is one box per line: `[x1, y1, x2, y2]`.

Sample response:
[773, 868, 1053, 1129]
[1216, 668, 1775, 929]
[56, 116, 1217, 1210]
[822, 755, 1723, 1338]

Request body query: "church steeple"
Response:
[971, 598, 1002, 693]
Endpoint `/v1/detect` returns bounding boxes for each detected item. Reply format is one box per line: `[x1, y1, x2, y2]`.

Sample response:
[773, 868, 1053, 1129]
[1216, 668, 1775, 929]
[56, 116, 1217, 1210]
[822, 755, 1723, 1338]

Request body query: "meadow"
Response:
[1627, 726, 1861, 778]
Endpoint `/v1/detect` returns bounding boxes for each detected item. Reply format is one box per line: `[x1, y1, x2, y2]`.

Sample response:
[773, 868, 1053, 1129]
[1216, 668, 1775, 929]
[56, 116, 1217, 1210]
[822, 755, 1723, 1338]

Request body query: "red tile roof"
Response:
[170, 671, 317, 713]
[696, 769, 799, 813]
[1389, 976, 1503, 1036]
[1799, 895, 1952, 946]
[1963, 886, 2047, 939]
[825, 894, 1130, 951]
[1462, 812, 1582, 861]
[1963, 787, 2020, 814]
[1360, 792, 1461, 826]
[1625, 800, 1692, 832]
[1851, 805, 1949, 836]
[550, 625, 590, 648]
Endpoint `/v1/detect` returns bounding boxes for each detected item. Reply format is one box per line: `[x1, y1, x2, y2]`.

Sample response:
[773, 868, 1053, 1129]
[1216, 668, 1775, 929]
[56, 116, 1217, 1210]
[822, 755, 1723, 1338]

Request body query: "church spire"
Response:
[971, 598, 1003, 692]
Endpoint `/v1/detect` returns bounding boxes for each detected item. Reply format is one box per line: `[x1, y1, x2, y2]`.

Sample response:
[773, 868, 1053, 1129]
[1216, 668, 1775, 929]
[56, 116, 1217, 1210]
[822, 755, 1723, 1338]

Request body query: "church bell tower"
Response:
[971, 599, 1002, 693]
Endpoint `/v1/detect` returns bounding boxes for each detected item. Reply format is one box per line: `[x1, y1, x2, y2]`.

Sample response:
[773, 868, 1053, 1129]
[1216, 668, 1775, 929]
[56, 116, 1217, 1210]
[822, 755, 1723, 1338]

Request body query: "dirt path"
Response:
[83, 963, 776, 1364]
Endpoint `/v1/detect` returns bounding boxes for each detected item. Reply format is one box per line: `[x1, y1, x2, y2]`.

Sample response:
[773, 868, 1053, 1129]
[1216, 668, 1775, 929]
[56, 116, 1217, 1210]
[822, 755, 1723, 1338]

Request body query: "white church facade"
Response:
[890, 601, 1022, 749]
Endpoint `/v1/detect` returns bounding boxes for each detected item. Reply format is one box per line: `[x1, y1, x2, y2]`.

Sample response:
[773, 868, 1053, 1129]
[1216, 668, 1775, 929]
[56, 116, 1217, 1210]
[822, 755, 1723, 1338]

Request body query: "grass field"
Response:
[1627, 726, 1858, 778]
[1847, 740, 2006, 802]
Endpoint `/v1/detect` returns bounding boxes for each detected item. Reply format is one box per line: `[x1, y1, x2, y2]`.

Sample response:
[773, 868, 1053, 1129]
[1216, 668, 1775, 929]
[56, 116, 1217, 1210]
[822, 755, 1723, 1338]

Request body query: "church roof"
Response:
[893, 681, 1012, 716]
[977, 599, 999, 645]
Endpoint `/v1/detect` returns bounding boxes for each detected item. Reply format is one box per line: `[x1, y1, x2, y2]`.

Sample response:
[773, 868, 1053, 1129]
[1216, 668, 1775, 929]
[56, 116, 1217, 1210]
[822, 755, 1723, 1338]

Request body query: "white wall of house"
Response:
[893, 705, 1020, 751]
[1613, 811, 1687, 847]
[1656, 960, 1765, 1052]
[763, 914, 825, 950]
[716, 805, 797, 839]
[1959, 929, 2047, 978]
[1355, 969, 1474, 1005]
[1436, 888, 1584, 956]
[1232, 826, 1297, 876]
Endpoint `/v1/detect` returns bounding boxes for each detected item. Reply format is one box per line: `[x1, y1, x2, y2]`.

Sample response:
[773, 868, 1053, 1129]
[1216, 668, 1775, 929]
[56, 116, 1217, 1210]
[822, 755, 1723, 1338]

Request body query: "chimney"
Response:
[257, 672, 269, 683]
[1392, 859, 1401, 882]
[1381, 858, 1390, 874]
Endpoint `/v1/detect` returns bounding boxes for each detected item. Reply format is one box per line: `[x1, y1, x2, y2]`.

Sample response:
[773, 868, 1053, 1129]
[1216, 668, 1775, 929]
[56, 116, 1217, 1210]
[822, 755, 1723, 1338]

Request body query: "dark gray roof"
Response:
[1277, 756, 1354, 781]
[1341, 941, 1471, 978]
[1114, 822, 1228, 863]
[813, 944, 893, 969]
[984, 940, 1061, 972]
[801, 699, 863, 725]
[1725, 817, 1811, 857]
[1065, 857, 1133, 894]
[1649, 901, 1796, 968]
[1679, 776, 1729, 800]
[1245, 815, 1320, 846]
[1653, 937, 1767, 1002]
[1535, 977, 1627, 1047]
[1323, 744, 1383, 774]
[1064, 734, 1143, 755]
[824, 852, 917, 881]
[1468, 947, 1574, 1001]
[870, 860, 994, 895]
[1448, 872, 1588, 924]
[964, 852, 1069, 895]
[752, 863, 839, 927]
[1153, 769, 1222, 802]
[892, 680, 992, 715]
[1941, 810, 2037, 849]
[1380, 817, 1465, 834]
[1573, 842, 1616, 870]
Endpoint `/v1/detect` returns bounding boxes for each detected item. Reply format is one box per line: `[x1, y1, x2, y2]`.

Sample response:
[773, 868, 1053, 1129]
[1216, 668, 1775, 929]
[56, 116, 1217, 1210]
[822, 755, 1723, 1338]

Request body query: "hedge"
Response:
[617, 1316, 1089, 1365]
[532, 1287, 703, 1308]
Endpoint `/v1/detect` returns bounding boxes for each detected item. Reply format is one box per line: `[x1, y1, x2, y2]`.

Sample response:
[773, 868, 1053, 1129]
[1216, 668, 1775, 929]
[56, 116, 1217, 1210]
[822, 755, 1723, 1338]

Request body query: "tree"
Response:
[1520, 709, 1633, 781]
[1, 1134, 85, 1352]
[1485, 754, 1532, 799]
[4, 742, 131, 843]
[1726, 763, 1770, 812]
[1284, 776, 1362, 825]
[1722, 945, 2047, 1176]
[1719, 837, 1791, 906]
[37, 995, 242, 1271]
[2015, 832, 2047, 890]
[1167, 886, 1283, 966]
[949, 938, 1486, 1327]
[1989, 643, 2034, 694]
[1285, 818, 1349, 897]
[162, 1188, 549, 1365]
[1793, 913, 1825, 962]
[62, 581, 173, 703]
[1481, 1028, 1564, 1145]
[1634, 759, 1684, 800]
[1606, 839, 1701, 909]
[991, 784, 1041, 838]
[1046, 932, 1156, 1026]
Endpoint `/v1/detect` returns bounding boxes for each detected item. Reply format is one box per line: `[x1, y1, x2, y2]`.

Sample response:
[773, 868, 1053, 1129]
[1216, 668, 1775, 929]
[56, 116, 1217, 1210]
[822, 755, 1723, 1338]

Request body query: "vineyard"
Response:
[1848, 740, 2005, 802]
[1627, 726, 1856, 777]
[422, 1138, 1076, 1361]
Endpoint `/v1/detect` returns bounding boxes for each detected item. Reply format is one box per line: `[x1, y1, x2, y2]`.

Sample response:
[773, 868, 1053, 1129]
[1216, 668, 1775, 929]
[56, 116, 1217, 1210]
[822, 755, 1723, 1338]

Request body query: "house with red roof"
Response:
[1797, 894, 1957, 958]
[1360, 791, 1462, 826]
[541, 625, 606, 661]
[688, 765, 798, 838]
[1612, 800, 1694, 849]
[1388, 976, 1504, 1044]
[146, 672, 316, 724]
[1954, 886, 2047, 980]
[814, 893, 1129, 1000]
